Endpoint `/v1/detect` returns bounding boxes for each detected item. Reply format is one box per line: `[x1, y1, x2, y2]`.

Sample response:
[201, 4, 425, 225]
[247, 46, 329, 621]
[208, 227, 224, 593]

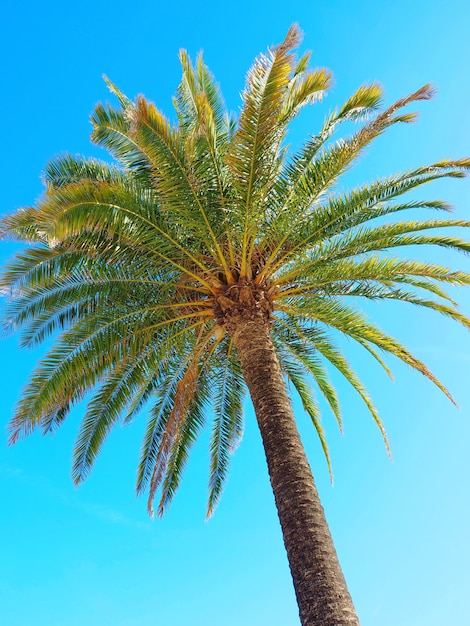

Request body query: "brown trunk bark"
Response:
[231, 316, 359, 626]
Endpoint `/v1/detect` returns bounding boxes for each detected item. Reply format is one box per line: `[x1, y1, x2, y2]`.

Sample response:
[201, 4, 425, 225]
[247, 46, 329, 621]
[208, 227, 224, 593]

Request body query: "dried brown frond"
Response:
[147, 360, 198, 515]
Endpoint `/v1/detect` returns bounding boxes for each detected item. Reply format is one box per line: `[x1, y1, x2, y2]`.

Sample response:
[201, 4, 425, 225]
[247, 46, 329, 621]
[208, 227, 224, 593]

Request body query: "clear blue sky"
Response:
[1, 2, 470, 625]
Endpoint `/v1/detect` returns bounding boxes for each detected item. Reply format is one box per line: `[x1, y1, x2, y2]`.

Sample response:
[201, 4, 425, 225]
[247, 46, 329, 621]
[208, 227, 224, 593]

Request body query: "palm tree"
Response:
[1, 24, 469, 625]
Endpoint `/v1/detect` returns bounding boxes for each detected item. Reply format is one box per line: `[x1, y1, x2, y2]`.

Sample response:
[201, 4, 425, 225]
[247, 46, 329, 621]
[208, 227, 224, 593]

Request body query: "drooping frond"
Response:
[276, 298, 458, 406]
[147, 357, 200, 515]
[280, 356, 333, 481]
[155, 364, 211, 517]
[207, 339, 245, 517]
[273, 314, 389, 452]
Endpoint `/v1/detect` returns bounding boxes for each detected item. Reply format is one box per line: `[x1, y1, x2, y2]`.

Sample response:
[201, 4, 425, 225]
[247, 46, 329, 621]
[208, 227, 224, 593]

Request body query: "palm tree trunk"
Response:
[231, 315, 359, 626]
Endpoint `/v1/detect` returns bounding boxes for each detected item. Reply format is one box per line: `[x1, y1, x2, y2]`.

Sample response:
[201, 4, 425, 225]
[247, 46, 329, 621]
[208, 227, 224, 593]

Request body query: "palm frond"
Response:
[225, 23, 304, 277]
[207, 340, 245, 517]
[279, 357, 333, 481]
[273, 314, 389, 453]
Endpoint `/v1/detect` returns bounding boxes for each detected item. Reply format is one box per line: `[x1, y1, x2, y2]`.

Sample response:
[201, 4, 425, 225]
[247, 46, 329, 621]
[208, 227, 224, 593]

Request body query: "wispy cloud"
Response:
[2, 461, 151, 531]
[63, 496, 152, 531]
[0, 462, 24, 478]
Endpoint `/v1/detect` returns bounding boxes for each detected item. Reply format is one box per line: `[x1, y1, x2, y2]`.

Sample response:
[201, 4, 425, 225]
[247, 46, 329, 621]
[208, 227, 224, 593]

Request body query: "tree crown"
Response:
[2, 24, 469, 517]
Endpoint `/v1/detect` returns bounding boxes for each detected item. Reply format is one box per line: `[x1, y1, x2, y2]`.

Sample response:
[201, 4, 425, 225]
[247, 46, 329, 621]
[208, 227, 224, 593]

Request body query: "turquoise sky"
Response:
[1, 2, 470, 625]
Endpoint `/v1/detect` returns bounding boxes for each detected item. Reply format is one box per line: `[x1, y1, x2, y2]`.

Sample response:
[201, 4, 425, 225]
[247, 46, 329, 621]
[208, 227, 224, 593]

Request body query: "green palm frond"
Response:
[43, 154, 125, 189]
[275, 327, 342, 431]
[273, 314, 389, 452]
[277, 298, 456, 406]
[280, 353, 333, 480]
[207, 339, 245, 517]
[226, 24, 307, 276]
[90, 102, 154, 184]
